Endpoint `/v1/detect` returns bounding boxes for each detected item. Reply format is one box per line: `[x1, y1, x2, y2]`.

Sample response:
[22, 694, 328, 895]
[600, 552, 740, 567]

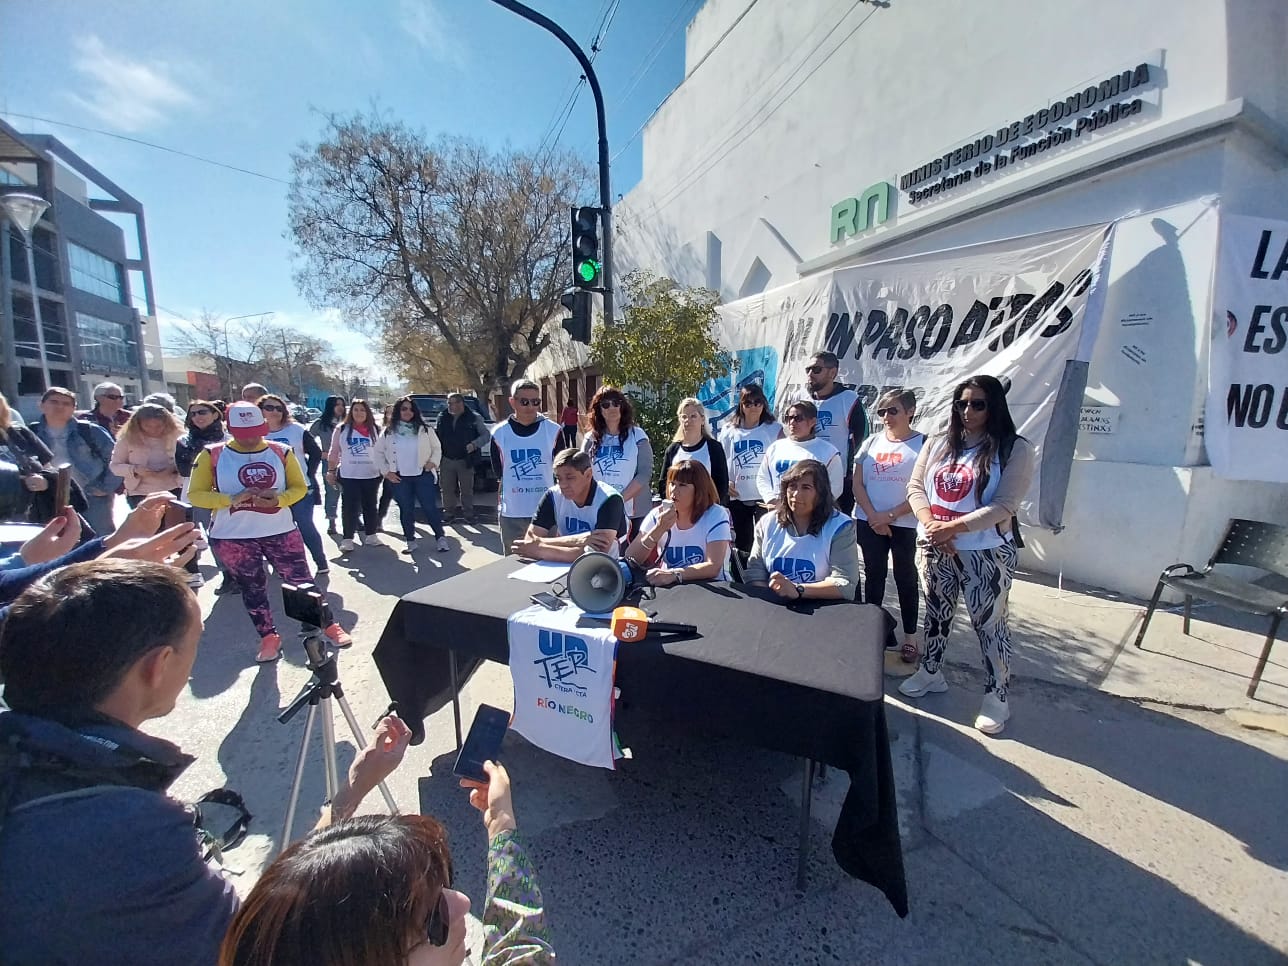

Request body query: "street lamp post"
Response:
[487, 0, 614, 326]
[1, 192, 54, 390]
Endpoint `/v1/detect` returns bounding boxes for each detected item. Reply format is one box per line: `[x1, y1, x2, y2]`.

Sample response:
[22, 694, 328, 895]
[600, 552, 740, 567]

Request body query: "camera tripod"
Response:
[278, 630, 399, 848]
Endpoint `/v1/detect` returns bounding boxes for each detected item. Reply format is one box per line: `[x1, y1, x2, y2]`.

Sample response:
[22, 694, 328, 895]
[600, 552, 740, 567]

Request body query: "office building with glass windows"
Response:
[0, 118, 161, 414]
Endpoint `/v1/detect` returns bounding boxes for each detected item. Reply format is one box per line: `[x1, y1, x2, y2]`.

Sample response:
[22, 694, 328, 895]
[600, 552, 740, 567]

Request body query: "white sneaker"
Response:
[186, 572, 205, 589]
[898, 666, 948, 698]
[339, 538, 356, 552]
[364, 533, 383, 547]
[353, 533, 364, 546]
[404, 539, 419, 553]
[975, 692, 1010, 735]
[436, 536, 450, 552]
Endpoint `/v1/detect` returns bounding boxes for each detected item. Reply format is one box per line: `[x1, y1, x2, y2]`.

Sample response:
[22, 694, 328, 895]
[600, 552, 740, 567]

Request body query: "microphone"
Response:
[610, 606, 698, 641]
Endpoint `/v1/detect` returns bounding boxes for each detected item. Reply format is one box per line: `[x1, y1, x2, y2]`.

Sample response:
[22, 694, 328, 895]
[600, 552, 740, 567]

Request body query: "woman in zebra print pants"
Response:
[897, 375, 1036, 736]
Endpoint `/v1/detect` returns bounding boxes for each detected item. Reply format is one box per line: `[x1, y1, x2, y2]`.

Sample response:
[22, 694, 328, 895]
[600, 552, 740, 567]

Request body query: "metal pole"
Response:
[18, 234, 52, 390]
[488, 0, 614, 325]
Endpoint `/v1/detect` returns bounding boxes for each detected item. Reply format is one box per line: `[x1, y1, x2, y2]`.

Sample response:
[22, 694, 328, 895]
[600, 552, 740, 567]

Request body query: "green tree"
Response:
[590, 270, 733, 457]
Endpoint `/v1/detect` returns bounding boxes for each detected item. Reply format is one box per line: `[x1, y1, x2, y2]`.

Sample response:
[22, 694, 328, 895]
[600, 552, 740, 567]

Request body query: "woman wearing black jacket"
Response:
[177, 399, 234, 592]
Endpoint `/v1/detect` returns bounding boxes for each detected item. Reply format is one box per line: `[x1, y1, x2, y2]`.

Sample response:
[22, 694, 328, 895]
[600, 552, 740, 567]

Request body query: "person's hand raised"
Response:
[460, 760, 518, 840]
[105, 492, 172, 548]
[19, 509, 82, 565]
[101, 522, 198, 568]
[349, 714, 412, 795]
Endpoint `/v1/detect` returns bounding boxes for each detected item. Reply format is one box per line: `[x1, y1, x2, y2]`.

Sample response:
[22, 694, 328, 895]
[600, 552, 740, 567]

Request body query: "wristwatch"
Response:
[794, 583, 805, 599]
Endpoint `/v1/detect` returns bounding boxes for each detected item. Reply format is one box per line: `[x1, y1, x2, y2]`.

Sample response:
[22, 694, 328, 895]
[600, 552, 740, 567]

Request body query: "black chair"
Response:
[1134, 518, 1288, 698]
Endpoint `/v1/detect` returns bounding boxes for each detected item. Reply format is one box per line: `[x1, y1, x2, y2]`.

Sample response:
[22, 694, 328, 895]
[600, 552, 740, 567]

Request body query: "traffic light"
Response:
[571, 206, 601, 289]
[561, 288, 591, 344]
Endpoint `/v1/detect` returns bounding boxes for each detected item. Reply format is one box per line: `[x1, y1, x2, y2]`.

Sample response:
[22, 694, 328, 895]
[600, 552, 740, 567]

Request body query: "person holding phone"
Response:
[188, 402, 352, 663]
[626, 459, 732, 585]
[29, 387, 121, 538]
[219, 760, 555, 966]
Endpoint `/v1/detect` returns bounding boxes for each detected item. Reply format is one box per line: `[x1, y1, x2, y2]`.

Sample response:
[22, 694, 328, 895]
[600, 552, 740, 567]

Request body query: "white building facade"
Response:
[528, 0, 1288, 597]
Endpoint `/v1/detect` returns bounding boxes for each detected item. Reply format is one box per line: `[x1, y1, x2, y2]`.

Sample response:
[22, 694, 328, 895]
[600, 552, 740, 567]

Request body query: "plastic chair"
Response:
[1134, 518, 1288, 698]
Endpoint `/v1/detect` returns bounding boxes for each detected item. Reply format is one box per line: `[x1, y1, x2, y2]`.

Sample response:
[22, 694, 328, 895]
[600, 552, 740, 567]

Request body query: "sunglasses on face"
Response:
[100, 393, 124, 401]
[876, 407, 901, 417]
[260, 404, 285, 413]
[785, 413, 810, 422]
[515, 398, 540, 407]
[598, 399, 621, 409]
[954, 399, 988, 412]
[189, 408, 214, 417]
[424, 892, 450, 947]
[805, 364, 832, 375]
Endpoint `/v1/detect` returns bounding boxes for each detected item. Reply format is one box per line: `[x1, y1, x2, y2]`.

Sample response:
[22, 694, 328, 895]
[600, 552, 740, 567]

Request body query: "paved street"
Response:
[153, 497, 1288, 965]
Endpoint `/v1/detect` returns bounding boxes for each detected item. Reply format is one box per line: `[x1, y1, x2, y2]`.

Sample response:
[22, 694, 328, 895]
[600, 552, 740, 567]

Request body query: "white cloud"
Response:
[398, 0, 466, 67]
[65, 35, 198, 132]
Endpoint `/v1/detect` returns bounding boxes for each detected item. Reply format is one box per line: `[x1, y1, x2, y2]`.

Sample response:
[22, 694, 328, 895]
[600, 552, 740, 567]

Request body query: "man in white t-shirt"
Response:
[511, 449, 627, 561]
[802, 351, 867, 514]
[491, 379, 564, 554]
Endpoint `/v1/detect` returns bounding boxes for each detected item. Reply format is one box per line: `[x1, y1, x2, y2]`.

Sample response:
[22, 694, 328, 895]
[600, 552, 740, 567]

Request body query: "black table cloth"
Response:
[374, 557, 908, 916]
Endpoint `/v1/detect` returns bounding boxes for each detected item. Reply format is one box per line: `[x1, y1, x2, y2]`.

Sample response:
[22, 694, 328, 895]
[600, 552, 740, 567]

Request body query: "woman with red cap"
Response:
[188, 401, 353, 663]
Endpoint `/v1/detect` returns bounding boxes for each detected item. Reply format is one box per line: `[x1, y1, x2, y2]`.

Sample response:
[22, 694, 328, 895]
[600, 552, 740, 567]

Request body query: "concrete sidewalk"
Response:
[162, 523, 1288, 965]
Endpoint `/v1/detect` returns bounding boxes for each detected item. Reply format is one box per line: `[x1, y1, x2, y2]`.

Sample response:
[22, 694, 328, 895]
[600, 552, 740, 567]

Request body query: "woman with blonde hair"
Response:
[658, 397, 728, 501]
[109, 402, 184, 507]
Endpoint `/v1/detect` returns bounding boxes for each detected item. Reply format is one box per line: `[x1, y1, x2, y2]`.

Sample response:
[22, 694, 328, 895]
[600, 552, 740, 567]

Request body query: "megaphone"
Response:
[567, 551, 635, 613]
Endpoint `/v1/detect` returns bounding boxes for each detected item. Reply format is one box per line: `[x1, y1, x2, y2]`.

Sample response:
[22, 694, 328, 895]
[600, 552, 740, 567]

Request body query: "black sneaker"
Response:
[215, 579, 241, 596]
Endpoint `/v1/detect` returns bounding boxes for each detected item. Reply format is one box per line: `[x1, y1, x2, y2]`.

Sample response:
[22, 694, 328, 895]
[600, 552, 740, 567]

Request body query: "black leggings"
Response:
[340, 476, 381, 538]
[855, 519, 920, 634]
[727, 500, 766, 556]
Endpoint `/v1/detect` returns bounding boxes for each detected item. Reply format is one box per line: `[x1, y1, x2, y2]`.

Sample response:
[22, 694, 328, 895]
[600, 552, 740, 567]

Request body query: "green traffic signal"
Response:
[576, 259, 600, 284]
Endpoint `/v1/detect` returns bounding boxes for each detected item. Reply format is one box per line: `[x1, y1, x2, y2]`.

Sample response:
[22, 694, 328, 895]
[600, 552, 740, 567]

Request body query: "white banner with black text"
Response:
[700, 223, 1115, 531]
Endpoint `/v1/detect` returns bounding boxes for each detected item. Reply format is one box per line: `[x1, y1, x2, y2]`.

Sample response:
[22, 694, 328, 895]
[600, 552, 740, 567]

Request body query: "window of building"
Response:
[75, 311, 137, 370]
[11, 294, 70, 366]
[8, 225, 62, 293]
[67, 242, 126, 303]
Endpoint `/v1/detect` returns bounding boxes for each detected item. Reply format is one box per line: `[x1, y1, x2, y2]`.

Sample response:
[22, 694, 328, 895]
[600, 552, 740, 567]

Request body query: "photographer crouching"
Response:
[0, 560, 411, 966]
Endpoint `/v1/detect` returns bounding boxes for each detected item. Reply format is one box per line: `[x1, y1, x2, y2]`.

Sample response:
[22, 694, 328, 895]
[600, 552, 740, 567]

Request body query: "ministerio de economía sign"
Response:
[830, 61, 1157, 246]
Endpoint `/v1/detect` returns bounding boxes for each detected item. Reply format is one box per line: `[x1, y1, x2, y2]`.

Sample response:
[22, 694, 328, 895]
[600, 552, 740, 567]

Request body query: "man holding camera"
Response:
[0, 560, 412, 965]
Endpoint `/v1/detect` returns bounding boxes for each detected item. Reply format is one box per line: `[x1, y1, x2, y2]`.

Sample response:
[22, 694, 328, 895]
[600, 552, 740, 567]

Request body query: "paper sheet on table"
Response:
[506, 560, 571, 583]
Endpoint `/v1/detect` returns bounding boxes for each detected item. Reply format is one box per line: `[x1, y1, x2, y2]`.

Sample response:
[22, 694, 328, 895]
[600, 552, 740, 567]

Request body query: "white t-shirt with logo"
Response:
[921, 438, 1005, 552]
[853, 432, 925, 528]
[757, 509, 854, 583]
[264, 422, 307, 469]
[537, 480, 625, 557]
[208, 442, 296, 540]
[805, 387, 862, 464]
[588, 426, 648, 516]
[756, 436, 843, 501]
[336, 427, 381, 480]
[508, 604, 619, 770]
[719, 422, 782, 502]
[493, 418, 563, 518]
[640, 502, 733, 579]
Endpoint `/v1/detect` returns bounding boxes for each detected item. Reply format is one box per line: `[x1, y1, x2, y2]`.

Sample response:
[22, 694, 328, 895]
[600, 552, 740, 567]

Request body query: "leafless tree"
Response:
[287, 112, 591, 402]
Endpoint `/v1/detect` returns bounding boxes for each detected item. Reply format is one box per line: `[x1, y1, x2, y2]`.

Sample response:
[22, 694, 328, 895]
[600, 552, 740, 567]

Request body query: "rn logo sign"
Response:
[535, 629, 596, 694]
[830, 182, 895, 245]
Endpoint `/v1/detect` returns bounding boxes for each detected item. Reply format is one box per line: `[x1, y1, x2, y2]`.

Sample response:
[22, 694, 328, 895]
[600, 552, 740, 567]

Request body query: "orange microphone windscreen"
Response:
[610, 606, 649, 642]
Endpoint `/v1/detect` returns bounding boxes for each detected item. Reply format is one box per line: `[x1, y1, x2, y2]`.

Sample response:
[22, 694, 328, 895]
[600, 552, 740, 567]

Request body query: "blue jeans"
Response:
[291, 492, 327, 567]
[320, 459, 341, 521]
[392, 472, 444, 540]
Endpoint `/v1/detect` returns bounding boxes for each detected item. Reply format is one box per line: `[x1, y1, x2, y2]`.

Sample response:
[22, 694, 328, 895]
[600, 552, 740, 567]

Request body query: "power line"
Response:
[0, 111, 291, 185]
[538, 0, 621, 157]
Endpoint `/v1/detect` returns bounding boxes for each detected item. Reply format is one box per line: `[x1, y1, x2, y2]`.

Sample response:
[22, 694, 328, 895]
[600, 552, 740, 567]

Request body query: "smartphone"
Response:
[453, 704, 511, 783]
[530, 591, 565, 611]
[281, 582, 332, 628]
[53, 465, 73, 515]
[163, 500, 195, 530]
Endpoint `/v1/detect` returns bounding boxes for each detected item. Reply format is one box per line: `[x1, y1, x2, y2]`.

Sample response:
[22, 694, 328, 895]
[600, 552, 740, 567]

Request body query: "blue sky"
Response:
[0, 0, 693, 380]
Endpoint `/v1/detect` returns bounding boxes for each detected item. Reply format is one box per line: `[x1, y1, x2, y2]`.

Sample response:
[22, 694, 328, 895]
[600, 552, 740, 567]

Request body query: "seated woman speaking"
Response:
[744, 459, 859, 601]
[625, 460, 732, 586]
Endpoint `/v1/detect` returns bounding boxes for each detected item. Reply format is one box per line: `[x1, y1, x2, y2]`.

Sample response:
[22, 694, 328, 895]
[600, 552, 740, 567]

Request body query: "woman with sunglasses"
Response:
[581, 386, 653, 536]
[310, 396, 347, 535]
[718, 383, 783, 554]
[219, 761, 554, 966]
[626, 459, 732, 585]
[259, 394, 329, 574]
[744, 459, 859, 601]
[852, 389, 925, 662]
[659, 397, 728, 502]
[755, 399, 843, 503]
[176, 400, 236, 592]
[326, 399, 384, 552]
[900, 374, 1035, 736]
[375, 396, 450, 553]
